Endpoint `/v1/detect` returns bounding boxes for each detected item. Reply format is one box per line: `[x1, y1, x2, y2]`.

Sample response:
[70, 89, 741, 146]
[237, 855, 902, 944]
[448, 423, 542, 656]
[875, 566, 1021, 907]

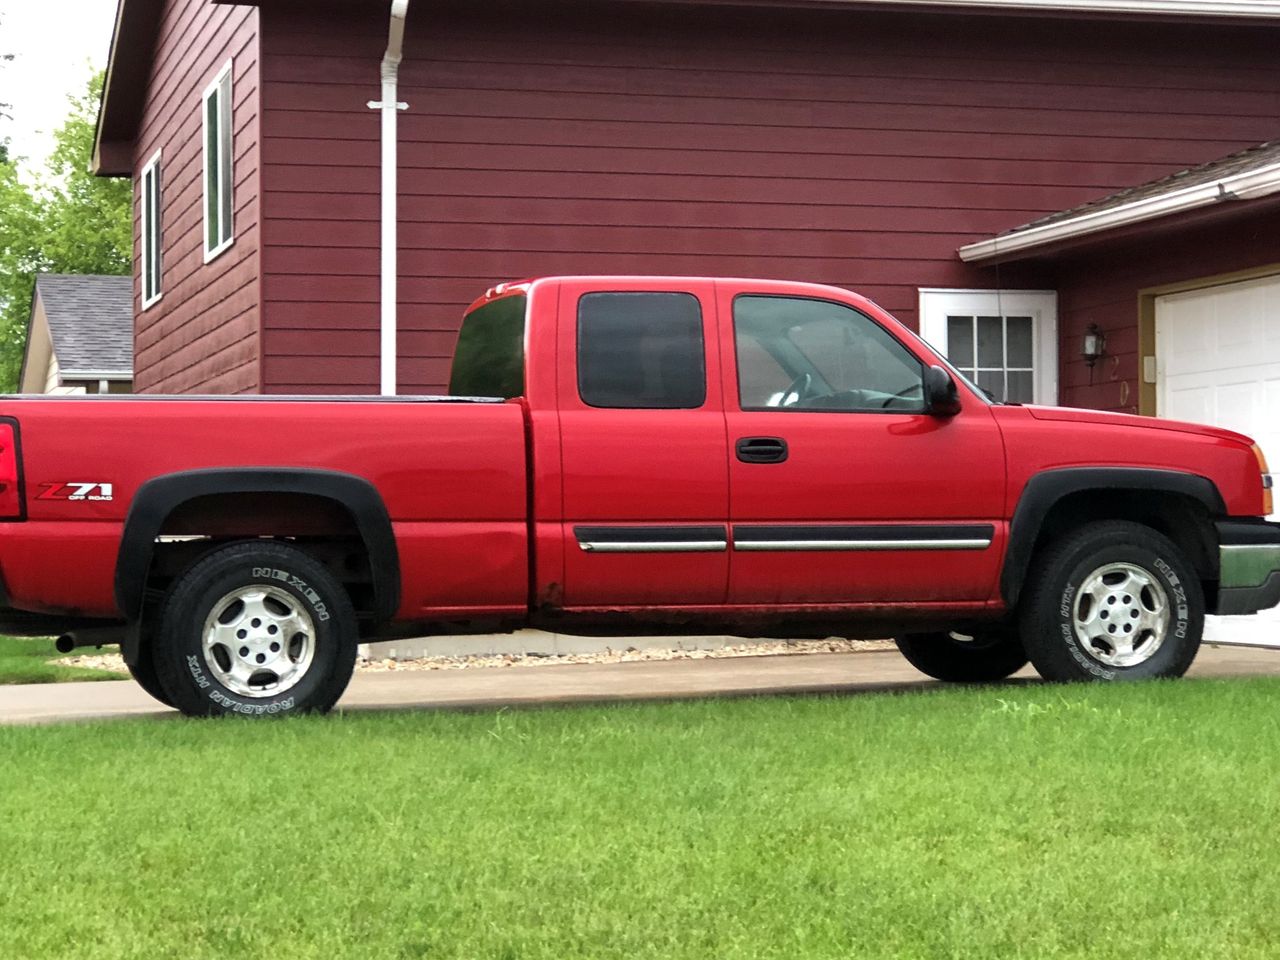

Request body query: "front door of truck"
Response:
[557, 279, 729, 607]
[718, 285, 1006, 605]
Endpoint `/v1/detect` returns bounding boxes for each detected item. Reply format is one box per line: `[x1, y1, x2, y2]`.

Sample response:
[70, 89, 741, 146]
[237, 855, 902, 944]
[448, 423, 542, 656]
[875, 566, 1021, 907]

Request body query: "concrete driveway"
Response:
[4, 643, 1280, 726]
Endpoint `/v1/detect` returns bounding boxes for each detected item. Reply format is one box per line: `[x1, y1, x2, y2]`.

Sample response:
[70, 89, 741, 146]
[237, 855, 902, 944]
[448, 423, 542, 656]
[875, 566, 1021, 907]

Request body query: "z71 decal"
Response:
[36, 482, 114, 502]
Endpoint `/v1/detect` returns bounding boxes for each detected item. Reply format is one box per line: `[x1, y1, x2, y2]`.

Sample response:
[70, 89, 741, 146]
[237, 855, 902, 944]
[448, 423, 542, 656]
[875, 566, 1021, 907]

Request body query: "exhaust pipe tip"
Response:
[54, 634, 75, 654]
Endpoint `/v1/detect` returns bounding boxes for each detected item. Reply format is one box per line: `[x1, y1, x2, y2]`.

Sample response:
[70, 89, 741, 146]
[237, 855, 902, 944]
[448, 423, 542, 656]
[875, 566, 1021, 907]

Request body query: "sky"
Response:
[0, 0, 118, 169]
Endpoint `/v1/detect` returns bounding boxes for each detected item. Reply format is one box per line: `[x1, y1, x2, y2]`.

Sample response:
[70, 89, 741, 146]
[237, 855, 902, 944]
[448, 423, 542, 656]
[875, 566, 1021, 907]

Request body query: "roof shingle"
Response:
[35, 274, 133, 375]
[1001, 139, 1280, 237]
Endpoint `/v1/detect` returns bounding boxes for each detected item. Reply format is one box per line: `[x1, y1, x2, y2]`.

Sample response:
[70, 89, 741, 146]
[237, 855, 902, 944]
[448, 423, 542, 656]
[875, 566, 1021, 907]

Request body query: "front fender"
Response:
[1001, 467, 1225, 607]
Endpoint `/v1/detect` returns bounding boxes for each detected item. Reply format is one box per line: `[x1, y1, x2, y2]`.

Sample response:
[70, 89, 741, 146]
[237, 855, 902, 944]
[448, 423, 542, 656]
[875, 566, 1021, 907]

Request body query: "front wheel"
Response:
[895, 628, 1028, 682]
[1018, 520, 1203, 682]
[153, 541, 358, 717]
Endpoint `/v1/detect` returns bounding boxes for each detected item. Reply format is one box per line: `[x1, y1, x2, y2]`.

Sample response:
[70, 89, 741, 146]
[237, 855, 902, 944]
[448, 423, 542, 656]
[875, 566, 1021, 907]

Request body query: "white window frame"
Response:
[202, 60, 235, 263]
[139, 149, 162, 309]
[918, 288, 1059, 406]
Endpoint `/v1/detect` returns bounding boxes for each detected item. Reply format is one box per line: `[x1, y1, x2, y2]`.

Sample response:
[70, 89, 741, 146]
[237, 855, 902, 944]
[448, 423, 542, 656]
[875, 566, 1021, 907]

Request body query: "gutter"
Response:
[959, 160, 1280, 264]
[368, 0, 410, 396]
[59, 370, 134, 380]
[821, 0, 1280, 18]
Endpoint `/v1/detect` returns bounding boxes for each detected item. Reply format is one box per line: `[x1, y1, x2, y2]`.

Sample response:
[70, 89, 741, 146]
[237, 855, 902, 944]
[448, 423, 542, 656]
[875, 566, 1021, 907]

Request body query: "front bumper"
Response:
[1217, 520, 1280, 615]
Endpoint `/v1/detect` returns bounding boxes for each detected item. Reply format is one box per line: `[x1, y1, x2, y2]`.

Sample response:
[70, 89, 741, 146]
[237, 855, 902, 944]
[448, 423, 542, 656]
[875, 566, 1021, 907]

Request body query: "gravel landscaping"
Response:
[55, 637, 893, 676]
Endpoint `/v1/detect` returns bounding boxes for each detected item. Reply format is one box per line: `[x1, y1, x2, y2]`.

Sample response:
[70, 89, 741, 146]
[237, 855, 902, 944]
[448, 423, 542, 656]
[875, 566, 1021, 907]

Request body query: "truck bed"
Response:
[0, 395, 529, 621]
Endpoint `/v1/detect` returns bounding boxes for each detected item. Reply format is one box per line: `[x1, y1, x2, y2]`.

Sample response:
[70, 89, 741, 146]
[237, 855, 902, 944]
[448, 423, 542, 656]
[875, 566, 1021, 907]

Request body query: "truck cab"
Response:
[452, 276, 1010, 618]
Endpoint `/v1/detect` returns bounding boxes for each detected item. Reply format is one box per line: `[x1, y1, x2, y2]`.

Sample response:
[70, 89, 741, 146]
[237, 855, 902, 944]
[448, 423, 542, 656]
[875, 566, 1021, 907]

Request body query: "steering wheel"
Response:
[881, 383, 924, 409]
[780, 372, 812, 407]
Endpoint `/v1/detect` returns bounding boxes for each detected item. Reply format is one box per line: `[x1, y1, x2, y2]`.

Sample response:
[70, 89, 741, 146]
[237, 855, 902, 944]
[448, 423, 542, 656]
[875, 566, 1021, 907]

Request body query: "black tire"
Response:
[126, 641, 174, 708]
[895, 628, 1028, 682]
[153, 541, 357, 718]
[1018, 520, 1203, 682]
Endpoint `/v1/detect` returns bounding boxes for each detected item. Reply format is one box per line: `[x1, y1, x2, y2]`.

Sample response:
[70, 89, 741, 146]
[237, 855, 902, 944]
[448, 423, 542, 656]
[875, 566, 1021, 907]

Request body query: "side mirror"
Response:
[924, 365, 961, 417]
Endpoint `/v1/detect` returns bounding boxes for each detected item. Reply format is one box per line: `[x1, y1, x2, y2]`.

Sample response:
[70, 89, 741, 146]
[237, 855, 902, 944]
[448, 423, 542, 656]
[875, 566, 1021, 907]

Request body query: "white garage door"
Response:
[1157, 273, 1280, 646]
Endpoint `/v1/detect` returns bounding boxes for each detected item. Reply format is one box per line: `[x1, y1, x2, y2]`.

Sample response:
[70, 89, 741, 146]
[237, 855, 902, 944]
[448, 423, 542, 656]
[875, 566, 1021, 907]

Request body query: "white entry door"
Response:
[918, 289, 1059, 405]
[1156, 273, 1280, 646]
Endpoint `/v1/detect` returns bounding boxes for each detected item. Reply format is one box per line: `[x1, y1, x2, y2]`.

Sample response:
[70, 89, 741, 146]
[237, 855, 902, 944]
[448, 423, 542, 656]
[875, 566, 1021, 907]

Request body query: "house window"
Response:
[918, 289, 1058, 405]
[140, 150, 162, 309]
[202, 60, 234, 261]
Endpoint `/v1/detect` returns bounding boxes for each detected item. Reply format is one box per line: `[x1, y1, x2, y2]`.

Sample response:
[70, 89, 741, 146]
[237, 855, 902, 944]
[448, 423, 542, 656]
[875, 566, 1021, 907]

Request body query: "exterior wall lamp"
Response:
[1082, 323, 1107, 368]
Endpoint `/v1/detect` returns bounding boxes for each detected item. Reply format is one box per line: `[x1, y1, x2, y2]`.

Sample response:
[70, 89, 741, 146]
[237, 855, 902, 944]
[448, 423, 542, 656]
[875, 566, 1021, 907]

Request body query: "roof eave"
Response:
[16, 284, 42, 394]
[958, 161, 1280, 264]
[93, 0, 165, 178]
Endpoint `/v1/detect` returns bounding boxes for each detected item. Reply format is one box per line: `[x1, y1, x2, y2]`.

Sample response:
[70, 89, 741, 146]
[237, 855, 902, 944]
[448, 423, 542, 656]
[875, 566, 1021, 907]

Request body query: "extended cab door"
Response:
[717, 283, 1007, 604]
[556, 279, 729, 607]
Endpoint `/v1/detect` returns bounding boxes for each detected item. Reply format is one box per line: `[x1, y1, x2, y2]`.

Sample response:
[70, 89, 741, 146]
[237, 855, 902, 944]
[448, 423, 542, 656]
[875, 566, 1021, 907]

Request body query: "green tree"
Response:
[0, 70, 131, 390]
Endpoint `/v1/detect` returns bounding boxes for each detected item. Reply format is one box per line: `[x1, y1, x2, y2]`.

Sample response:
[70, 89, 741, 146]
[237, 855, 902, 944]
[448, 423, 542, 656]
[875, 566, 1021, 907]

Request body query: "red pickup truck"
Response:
[2, 276, 1277, 716]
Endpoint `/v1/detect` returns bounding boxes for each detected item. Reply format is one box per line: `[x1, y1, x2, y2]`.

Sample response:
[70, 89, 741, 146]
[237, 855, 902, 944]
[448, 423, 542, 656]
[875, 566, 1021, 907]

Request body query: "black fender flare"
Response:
[115, 467, 401, 624]
[1001, 467, 1225, 607]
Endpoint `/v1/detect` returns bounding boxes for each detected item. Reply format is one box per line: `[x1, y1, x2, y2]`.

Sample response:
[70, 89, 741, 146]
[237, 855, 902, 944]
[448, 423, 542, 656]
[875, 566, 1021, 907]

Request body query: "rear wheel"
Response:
[153, 541, 357, 717]
[1018, 520, 1203, 682]
[895, 628, 1028, 682]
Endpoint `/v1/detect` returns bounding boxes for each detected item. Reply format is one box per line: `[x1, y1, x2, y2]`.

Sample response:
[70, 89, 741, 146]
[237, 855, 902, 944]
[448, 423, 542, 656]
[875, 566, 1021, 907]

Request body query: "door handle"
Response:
[736, 437, 788, 464]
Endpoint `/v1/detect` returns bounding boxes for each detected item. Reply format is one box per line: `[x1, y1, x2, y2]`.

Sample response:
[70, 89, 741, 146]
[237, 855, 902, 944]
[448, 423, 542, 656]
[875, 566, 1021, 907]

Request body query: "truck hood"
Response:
[1022, 405, 1255, 447]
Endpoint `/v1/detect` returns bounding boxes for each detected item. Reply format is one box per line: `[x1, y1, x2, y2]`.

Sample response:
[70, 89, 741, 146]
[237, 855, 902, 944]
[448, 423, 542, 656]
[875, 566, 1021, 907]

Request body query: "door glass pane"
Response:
[976, 369, 1003, 399]
[1006, 370, 1034, 404]
[977, 316, 1004, 366]
[734, 296, 924, 412]
[1006, 316, 1033, 368]
[946, 316, 974, 368]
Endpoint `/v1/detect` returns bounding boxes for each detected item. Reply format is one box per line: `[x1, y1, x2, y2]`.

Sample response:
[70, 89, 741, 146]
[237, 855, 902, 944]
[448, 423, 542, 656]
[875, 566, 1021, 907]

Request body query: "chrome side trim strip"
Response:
[579, 540, 727, 553]
[733, 538, 991, 552]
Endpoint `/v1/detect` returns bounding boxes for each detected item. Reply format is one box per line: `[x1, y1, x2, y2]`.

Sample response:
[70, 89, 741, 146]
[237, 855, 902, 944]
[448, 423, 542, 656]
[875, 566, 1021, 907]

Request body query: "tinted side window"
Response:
[578, 292, 705, 409]
[448, 294, 527, 398]
[734, 296, 924, 412]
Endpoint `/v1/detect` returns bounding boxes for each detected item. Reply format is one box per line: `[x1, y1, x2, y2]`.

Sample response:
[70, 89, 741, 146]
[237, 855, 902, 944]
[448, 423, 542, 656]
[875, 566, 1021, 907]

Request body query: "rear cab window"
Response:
[448, 294, 528, 398]
[577, 292, 706, 409]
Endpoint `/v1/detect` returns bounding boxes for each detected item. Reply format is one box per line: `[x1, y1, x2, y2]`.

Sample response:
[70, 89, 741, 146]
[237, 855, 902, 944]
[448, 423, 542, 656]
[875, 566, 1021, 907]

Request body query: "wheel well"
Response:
[144, 493, 377, 627]
[1029, 489, 1218, 598]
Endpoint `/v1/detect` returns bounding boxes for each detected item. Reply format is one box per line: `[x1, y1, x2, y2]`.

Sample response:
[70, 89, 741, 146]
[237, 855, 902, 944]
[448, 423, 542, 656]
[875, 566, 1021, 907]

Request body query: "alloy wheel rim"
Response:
[1071, 561, 1169, 668]
[201, 585, 316, 698]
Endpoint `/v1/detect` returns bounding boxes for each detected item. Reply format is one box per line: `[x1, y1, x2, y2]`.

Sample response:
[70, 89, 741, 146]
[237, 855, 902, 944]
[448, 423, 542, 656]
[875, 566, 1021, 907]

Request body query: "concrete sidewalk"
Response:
[3, 643, 1280, 725]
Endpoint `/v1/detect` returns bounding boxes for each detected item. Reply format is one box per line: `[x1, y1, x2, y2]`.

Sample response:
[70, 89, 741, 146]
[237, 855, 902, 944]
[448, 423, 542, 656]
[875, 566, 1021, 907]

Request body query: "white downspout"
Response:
[368, 0, 410, 395]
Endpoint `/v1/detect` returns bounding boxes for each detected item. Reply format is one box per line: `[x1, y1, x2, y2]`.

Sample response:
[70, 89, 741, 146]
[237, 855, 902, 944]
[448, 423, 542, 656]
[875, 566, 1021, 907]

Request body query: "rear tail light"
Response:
[0, 419, 24, 520]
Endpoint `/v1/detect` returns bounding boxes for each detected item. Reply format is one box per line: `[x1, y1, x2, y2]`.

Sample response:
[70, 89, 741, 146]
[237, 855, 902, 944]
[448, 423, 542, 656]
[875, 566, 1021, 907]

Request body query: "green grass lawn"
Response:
[0, 635, 125, 684]
[3, 678, 1280, 959]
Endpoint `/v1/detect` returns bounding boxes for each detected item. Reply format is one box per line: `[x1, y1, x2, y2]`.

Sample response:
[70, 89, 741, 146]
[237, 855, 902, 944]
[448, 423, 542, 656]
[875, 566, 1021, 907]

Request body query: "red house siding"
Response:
[1054, 204, 1280, 414]
[133, 0, 261, 393]
[250, 2, 1280, 394]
